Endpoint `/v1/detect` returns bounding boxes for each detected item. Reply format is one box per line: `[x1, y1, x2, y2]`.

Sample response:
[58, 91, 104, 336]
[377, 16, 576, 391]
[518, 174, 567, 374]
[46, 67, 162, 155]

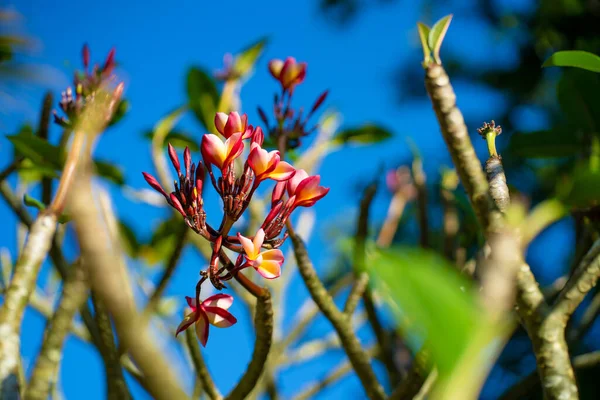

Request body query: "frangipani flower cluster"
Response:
[54, 44, 120, 128]
[258, 57, 329, 150]
[143, 108, 329, 345]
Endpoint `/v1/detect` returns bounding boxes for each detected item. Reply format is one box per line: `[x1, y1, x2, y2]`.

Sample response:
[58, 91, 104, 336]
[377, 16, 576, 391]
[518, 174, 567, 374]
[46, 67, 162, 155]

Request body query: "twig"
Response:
[26, 261, 88, 400]
[499, 351, 600, 400]
[440, 171, 459, 263]
[185, 327, 222, 400]
[92, 293, 132, 399]
[225, 291, 273, 400]
[343, 273, 369, 315]
[293, 346, 378, 400]
[376, 192, 407, 247]
[0, 159, 23, 183]
[412, 157, 429, 248]
[552, 239, 600, 323]
[37, 92, 53, 206]
[290, 228, 386, 400]
[568, 289, 600, 342]
[388, 348, 432, 400]
[144, 225, 189, 313]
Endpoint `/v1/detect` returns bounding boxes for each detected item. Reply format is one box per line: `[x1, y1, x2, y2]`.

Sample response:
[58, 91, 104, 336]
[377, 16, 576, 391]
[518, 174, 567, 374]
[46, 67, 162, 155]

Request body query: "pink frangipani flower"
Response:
[176, 294, 237, 347]
[201, 132, 244, 171]
[268, 57, 307, 92]
[237, 229, 284, 279]
[214, 111, 253, 139]
[286, 169, 330, 208]
[248, 145, 295, 183]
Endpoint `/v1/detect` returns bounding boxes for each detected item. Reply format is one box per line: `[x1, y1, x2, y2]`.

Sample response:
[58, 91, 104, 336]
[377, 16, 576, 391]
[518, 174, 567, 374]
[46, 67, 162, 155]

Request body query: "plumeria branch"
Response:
[290, 227, 386, 400]
[25, 260, 88, 400]
[67, 162, 189, 400]
[225, 291, 274, 400]
[185, 326, 222, 400]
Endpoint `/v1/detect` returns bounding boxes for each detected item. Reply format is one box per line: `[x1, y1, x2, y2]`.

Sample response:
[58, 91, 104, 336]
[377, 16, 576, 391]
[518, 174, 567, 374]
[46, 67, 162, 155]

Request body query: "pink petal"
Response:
[253, 229, 266, 250]
[248, 146, 269, 176]
[224, 112, 243, 136]
[169, 193, 186, 217]
[267, 161, 295, 181]
[238, 232, 258, 260]
[268, 59, 284, 79]
[202, 293, 234, 310]
[272, 181, 286, 205]
[185, 296, 198, 310]
[167, 143, 181, 174]
[261, 249, 284, 264]
[287, 169, 309, 196]
[203, 306, 238, 328]
[201, 134, 227, 169]
[175, 311, 197, 336]
[223, 132, 244, 169]
[214, 112, 228, 135]
[255, 260, 281, 279]
[195, 312, 210, 347]
[252, 127, 264, 146]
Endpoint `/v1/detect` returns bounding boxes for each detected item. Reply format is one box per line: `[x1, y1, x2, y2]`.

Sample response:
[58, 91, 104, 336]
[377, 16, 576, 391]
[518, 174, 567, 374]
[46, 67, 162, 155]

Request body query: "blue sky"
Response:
[0, 0, 582, 399]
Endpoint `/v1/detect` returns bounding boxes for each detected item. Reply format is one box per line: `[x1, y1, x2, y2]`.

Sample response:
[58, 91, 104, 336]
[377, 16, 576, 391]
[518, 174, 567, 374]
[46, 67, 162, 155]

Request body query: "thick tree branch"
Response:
[67, 166, 189, 400]
[424, 64, 503, 235]
[290, 229, 386, 400]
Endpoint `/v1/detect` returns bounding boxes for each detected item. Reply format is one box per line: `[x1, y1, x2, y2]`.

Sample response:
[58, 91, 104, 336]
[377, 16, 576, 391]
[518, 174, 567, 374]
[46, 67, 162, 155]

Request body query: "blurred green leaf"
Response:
[139, 216, 181, 266]
[427, 15, 453, 64]
[156, 296, 179, 317]
[557, 69, 600, 133]
[543, 50, 600, 73]
[559, 165, 600, 209]
[118, 220, 140, 258]
[370, 247, 481, 372]
[23, 193, 45, 210]
[332, 124, 393, 145]
[7, 132, 62, 168]
[187, 67, 219, 130]
[94, 160, 126, 186]
[232, 37, 268, 79]
[508, 128, 584, 158]
[107, 99, 129, 127]
[143, 130, 199, 151]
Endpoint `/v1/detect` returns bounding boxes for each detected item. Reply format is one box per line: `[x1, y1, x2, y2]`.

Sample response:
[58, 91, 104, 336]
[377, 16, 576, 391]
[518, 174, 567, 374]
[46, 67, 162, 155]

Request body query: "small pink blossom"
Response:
[176, 294, 237, 347]
[201, 132, 244, 171]
[214, 111, 252, 139]
[237, 229, 284, 279]
[247, 145, 295, 183]
[286, 169, 329, 208]
[268, 57, 307, 92]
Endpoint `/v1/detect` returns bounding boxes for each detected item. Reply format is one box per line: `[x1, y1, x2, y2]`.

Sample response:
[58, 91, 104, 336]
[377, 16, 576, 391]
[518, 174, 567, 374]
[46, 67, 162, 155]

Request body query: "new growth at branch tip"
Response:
[141, 58, 330, 346]
[478, 120, 503, 159]
[417, 14, 453, 67]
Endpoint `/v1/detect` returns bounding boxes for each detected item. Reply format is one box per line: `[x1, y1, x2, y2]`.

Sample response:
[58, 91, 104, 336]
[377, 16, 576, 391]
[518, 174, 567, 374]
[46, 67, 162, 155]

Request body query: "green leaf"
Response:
[139, 216, 181, 266]
[143, 130, 199, 151]
[94, 160, 125, 186]
[107, 99, 129, 127]
[417, 22, 431, 65]
[369, 246, 482, 373]
[508, 128, 584, 158]
[332, 124, 393, 145]
[232, 37, 268, 79]
[427, 15, 453, 64]
[23, 194, 45, 210]
[559, 165, 600, 209]
[118, 220, 140, 258]
[7, 133, 62, 168]
[557, 69, 600, 133]
[186, 67, 219, 130]
[543, 50, 600, 73]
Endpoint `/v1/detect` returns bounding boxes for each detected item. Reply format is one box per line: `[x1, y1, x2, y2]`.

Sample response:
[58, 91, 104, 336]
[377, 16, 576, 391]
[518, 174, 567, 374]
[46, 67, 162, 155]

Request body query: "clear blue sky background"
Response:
[0, 0, 585, 399]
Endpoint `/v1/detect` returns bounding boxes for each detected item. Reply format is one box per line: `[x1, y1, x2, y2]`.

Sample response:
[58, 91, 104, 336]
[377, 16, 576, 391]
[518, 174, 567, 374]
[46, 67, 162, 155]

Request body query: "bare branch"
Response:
[26, 261, 88, 400]
[290, 229, 386, 400]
